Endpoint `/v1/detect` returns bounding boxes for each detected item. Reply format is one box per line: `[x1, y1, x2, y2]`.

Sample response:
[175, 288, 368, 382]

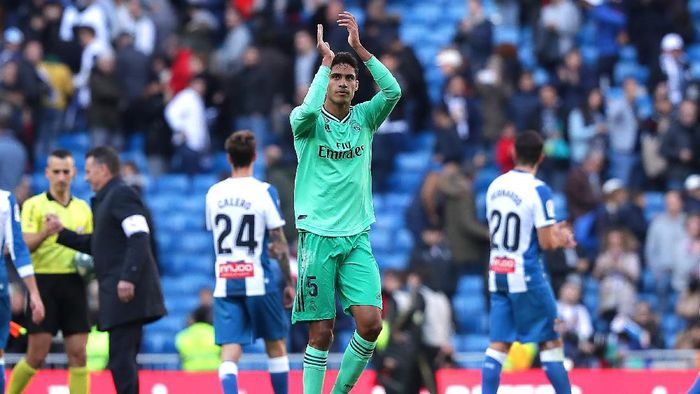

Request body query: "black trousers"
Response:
[108, 322, 143, 394]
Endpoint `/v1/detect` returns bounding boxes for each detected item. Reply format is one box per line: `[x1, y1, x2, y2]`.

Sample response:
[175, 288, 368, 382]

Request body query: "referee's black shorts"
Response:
[26, 274, 90, 336]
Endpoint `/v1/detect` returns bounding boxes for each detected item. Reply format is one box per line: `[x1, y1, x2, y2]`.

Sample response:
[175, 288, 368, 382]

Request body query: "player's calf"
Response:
[539, 342, 571, 394]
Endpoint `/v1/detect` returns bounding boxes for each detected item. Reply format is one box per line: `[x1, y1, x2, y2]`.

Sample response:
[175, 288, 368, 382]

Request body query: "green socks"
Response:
[332, 331, 376, 394]
[303, 345, 328, 394]
[7, 358, 36, 394]
[69, 366, 90, 394]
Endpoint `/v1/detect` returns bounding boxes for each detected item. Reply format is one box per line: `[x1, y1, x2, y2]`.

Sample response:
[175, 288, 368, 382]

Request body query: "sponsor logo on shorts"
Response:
[491, 257, 516, 274]
[219, 261, 254, 279]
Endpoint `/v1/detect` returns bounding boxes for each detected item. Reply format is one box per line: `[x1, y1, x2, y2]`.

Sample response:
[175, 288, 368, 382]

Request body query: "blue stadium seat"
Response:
[156, 213, 203, 232]
[395, 151, 431, 173]
[614, 62, 649, 85]
[142, 332, 177, 353]
[155, 175, 190, 194]
[31, 173, 49, 195]
[474, 166, 500, 194]
[192, 174, 218, 192]
[370, 228, 392, 253]
[407, 3, 442, 24]
[160, 275, 211, 294]
[156, 232, 175, 255]
[494, 26, 519, 44]
[147, 194, 180, 213]
[175, 232, 212, 255]
[377, 254, 408, 271]
[637, 292, 659, 311]
[533, 68, 550, 86]
[453, 294, 487, 334]
[178, 195, 205, 215]
[399, 25, 430, 45]
[57, 133, 90, 152]
[580, 45, 599, 65]
[583, 291, 598, 314]
[460, 334, 490, 352]
[374, 212, 405, 231]
[166, 253, 212, 277]
[145, 315, 185, 334]
[661, 314, 686, 346]
[164, 294, 199, 316]
[456, 275, 484, 295]
[641, 269, 656, 293]
[395, 228, 414, 252]
[388, 172, 422, 193]
[383, 193, 413, 213]
[120, 151, 150, 176]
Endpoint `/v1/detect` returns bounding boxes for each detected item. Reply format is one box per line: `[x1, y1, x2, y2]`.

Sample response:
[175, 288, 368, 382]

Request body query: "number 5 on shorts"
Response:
[307, 276, 318, 297]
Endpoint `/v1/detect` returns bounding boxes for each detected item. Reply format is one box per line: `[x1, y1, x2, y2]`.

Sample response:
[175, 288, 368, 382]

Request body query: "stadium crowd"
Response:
[1, 0, 700, 383]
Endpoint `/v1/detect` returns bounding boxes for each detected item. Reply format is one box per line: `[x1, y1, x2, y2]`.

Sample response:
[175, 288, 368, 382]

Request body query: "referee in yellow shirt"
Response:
[8, 149, 92, 394]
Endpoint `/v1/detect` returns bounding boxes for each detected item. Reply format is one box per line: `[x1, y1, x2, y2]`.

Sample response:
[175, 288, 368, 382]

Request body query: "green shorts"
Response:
[292, 231, 382, 323]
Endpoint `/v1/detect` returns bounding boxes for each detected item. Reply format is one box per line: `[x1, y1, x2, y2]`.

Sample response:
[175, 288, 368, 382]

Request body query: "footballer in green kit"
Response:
[290, 11, 401, 394]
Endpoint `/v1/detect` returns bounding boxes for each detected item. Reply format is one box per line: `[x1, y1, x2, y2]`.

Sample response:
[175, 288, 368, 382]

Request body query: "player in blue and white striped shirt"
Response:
[0, 190, 45, 392]
[482, 131, 576, 394]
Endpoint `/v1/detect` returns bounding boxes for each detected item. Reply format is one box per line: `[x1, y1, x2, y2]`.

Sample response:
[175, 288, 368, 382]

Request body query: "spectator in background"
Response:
[594, 228, 640, 320]
[684, 174, 700, 213]
[675, 318, 700, 350]
[114, 0, 155, 57]
[565, 149, 604, 222]
[640, 87, 673, 190]
[175, 306, 220, 371]
[494, 122, 515, 173]
[509, 71, 539, 132]
[211, 7, 251, 77]
[439, 163, 490, 282]
[475, 55, 511, 144]
[433, 106, 466, 165]
[568, 88, 607, 164]
[673, 213, 700, 293]
[363, 0, 400, 55]
[264, 145, 296, 244]
[626, 0, 669, 68]
[292, 29, 318, 99]
[59, 0, 110, 45]
[408, 227, 453, 298]
[121, 161, 145, 196]
[610, 302, 664, 350]
[554, 49, 596, 113]
[645, 191, 686, 304]
[651, 33, 691, 107]
[18, 40, 49, 134]
[0, 61, 25, 119]
[454, 0, 493, 72]
[72, 24, 111, 110]
[536, 0, 581, 71]
[584, 0, 626, 86]
[1, 27, 24, 66]
[661, 100, 699, 189]
[606, 78, 640, 186]
[594, 178, 647, 246]
[33, 48, 74, 159]
[115, 31, 149, 137]
[0, 101, 27, 192]
[443, 75, 482, 158]
[88, 52, 123, 150]
[677, 276, 700, 322]
[165, 75, 209, 175]
[556, 278, 595, 367]
[530, 84, 568, 190]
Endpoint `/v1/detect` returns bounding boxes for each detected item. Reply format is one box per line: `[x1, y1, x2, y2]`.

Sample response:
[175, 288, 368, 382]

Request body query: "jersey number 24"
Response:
[215, 214, 258, 255]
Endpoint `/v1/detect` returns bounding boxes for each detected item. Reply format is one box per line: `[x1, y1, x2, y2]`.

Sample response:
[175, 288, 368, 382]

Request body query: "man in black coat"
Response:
[46, 146, 166, 394]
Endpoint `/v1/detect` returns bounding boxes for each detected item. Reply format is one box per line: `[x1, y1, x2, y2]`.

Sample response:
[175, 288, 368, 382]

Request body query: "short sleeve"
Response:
[533, 184, 557, 229]
[205, 190, 213, 231]
[264, 185, 286, 230]
[20, 198, 40, 234]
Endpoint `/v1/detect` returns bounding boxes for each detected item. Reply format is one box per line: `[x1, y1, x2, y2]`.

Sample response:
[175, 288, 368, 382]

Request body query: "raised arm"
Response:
[338, 11, 401, 129]
[289, 25, 335, 139]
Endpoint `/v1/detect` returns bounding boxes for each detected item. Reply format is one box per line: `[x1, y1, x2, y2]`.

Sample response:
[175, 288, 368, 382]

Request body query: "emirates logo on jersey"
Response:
[219, 261, 255, 279]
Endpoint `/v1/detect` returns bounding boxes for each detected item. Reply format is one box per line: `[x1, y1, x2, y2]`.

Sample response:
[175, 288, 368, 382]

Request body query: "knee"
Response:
[67, 348, 87, 367]
[357, 319, 383, 342]
[309, 326, 334, 350]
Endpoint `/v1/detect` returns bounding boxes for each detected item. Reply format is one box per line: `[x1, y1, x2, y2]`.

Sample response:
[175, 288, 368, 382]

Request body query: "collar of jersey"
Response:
[45, 191, 73, 207]
[321, 106, 353, 123]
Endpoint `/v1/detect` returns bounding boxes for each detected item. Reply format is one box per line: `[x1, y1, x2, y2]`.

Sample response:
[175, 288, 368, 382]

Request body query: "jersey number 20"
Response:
[216, 214, 258, 255]
[490, 210, 521, 251]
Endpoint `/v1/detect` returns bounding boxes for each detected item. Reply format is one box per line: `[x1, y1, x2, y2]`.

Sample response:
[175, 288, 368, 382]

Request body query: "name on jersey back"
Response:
[217, 197, 251, 210]
[490, 189, 522, 205]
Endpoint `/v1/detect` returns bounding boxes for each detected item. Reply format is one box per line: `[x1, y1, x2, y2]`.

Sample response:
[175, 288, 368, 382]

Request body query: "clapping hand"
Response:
[317, 24, 334, 66]
[337, 11, 361, 49]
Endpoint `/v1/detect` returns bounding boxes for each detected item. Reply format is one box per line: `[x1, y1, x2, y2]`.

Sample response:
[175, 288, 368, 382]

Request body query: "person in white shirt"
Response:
[59, 0, 110, 46]
[164, 75, 209, 175]
[73, 25, 112, 108]
[114, 0, 156, 56]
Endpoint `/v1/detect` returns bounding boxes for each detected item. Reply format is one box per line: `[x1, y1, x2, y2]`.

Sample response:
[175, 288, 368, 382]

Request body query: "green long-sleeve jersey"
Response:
[290, 56, 401, 236]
